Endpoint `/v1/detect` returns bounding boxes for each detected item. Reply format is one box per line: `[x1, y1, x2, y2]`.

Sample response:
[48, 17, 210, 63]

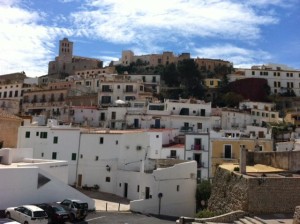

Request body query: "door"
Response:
[194, 154, 201, 168]
[77, 174, 82, 187]
[134, 119, 139, 128]
[194, 138, 202, 150]
[124, 183, 128, 198]
[145, 187, 150, 199]
[155, 119, 160, 128]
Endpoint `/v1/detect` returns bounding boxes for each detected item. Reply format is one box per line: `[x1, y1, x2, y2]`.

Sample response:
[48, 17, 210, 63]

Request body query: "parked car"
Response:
[59, 199, 88, 221]
[0, 218, 21, 224]
[36, 203, 69, 224]
[5, 205, 48, 224]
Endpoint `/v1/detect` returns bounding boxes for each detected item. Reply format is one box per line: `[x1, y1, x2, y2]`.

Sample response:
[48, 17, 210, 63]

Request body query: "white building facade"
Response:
[17, 123, 197, 217]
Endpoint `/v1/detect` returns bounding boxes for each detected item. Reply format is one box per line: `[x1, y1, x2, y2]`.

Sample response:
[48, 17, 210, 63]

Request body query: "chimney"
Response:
[239, 146, 247, 174]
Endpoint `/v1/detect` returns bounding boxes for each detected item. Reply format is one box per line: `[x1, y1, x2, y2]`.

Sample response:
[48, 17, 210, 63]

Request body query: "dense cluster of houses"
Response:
[1, 38, 300, 217]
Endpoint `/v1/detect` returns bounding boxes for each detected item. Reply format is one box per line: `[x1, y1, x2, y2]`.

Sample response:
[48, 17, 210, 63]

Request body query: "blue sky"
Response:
[0, 0, 299, 77]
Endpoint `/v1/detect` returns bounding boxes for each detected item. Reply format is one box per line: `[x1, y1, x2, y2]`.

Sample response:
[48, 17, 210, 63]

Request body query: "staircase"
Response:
[234, 216, 266, 224]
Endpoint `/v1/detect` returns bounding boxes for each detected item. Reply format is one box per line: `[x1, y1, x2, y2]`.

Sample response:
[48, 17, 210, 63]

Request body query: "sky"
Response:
[0, 0, 299, 77]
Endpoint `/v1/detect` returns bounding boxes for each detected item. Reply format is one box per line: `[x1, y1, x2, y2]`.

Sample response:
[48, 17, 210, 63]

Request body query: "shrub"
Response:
[233, 167, 240, 171]
[196, 209, 217, 218]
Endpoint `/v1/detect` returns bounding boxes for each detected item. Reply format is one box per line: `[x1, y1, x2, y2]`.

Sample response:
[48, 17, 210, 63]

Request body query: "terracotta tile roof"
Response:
[0, 109, 23, 121]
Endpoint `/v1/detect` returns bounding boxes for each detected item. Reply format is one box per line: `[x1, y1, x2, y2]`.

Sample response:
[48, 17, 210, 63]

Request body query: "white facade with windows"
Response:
[17, 122, 196, 217]
[185, 133, 210, 180]
[243, 64, 300, 96]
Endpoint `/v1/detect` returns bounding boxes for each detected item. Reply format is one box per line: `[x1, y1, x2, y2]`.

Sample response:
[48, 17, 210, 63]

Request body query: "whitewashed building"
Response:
[185, 133, 210, 180]
[17, 121, 197, 217]
[0, 147, 94, 210]
[243, 64, 300, 96]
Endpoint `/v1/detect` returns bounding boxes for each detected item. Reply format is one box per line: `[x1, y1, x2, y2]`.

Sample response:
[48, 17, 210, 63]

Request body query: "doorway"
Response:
[124, 183, 128, 198]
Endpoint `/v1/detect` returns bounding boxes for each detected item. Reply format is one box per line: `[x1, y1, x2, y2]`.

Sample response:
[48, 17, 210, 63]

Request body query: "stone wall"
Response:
[208, 167, 249, 214]
[208, 167, 300, 214]
[248, 177, 300, 213]
[247, 151, 300, 172]
[0, 118, 21, 148]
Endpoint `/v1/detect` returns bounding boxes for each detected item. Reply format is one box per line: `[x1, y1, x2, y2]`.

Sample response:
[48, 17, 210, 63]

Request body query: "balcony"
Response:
[220, 153, 236, 159]
[180, 126, 193, 132]
[191, 144, 205, 151]
[101, 89, 113, 92]
[197, 162, 205, 168]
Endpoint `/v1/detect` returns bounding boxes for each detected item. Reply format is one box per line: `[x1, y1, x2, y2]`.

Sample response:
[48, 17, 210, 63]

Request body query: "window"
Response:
[52, 152, 57, 159]
[40, 132, 48, 139]
[137, 185, 140, 192]
[112, 111, 116, 120]
[197, 123, 202, 129]
[95, 156, 99, 161]
[106, 177, 111, 182]
[252, 71, 255, 75]
[177, 185, 180, 192]
[53, 136, 58, 144]
[80, 154, 83, 159]
[41, 153, 44, 157]
[156, 135, 159, 138]
[100, 137, 104, 144]
[116, 140, 118, 145]
[170, 150, 177, 158]
[25, 131, 30, 138]
[72, 153, 77, 161]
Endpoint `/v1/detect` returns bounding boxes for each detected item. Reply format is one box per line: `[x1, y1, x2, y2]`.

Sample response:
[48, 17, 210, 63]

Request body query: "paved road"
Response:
[66, 211, 176, 224]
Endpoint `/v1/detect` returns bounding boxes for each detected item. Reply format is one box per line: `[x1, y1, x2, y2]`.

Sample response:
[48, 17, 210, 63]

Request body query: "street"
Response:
[67, 211, 176, 224]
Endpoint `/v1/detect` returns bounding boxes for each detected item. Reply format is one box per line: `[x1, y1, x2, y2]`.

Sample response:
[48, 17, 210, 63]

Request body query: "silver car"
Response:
[5, 205, 48, 224]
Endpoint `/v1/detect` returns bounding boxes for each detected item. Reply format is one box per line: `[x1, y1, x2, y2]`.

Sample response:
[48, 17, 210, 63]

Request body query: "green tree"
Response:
[221, 92, 244, 107]
[196, 180, 211, 211]
[177, 59, 205, 99]
[162, 63, 180, 87]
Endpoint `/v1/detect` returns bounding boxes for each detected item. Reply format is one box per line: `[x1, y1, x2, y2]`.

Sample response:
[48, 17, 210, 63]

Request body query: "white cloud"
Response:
[0, 1, 72, 77]
[194, 44, 272, 68]
[70, 0, 279, 48]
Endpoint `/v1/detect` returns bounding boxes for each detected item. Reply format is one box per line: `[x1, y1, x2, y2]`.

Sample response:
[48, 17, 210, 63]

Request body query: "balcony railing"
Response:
[101, 89, 113, 92]
[197, 162, 205, 168]
[180, 126, 193, 132]
[191, 144, 205, 151]
[220, 153, 236, 159]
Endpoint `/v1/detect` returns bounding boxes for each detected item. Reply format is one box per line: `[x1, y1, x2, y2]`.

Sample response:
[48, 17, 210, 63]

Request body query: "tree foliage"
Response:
[196, 180, 212, 210]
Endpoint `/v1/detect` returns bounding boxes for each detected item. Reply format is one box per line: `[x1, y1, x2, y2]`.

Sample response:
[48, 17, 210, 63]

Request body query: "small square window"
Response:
[25, 131, 30, 138]
[52, 152, 57, 159]
[36, 132, 39, 136]
[72, 153, 77, 161]
[106, 177, 111, 182]
[53, 136, 58, 144]
[156, 135, 159, 138]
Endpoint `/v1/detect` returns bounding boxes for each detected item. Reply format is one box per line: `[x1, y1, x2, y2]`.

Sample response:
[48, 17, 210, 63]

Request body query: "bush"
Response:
[196, 209, 217, 218]
[233, 167, 240, 171]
